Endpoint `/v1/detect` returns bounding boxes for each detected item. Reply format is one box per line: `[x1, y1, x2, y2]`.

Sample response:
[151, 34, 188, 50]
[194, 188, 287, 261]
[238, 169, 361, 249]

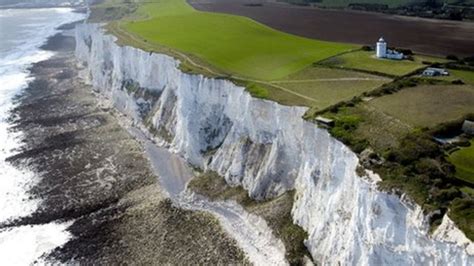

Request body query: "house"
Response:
[376, 37, 404, 60]
[462, 120, 474, 135]
[315, 116, 335, 127]
[422, 67, 449, 77]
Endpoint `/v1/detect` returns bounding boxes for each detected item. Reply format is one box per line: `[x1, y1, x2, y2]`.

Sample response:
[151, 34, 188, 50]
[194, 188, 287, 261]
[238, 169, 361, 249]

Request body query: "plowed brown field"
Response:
[189, 0, 474, 57]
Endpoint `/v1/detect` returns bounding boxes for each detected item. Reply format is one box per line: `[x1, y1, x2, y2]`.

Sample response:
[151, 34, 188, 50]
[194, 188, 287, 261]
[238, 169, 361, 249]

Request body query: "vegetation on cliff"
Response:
[91, 0, 474, 243]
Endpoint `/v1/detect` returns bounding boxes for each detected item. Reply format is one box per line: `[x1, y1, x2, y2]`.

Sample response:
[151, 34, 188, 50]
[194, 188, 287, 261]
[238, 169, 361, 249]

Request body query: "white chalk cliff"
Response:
[75, 23, 474, 265]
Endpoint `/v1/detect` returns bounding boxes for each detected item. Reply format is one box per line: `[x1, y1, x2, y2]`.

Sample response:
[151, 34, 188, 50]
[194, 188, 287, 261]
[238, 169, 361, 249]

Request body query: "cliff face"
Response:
[76, 23, 473, 265]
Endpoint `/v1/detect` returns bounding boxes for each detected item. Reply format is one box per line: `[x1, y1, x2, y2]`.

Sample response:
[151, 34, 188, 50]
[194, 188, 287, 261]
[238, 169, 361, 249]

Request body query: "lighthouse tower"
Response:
[376, 37, 387, 58]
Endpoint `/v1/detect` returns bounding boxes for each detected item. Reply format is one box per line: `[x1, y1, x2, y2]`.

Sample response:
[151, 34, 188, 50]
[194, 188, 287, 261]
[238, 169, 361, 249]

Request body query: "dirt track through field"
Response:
[189, 0, 474, 57]
[110, 23, 321, 103]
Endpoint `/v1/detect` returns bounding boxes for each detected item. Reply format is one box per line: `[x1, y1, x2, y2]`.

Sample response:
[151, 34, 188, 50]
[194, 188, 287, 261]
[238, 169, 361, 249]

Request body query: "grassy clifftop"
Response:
[119, 0, 354, 80]
[92, 0, 473, 241]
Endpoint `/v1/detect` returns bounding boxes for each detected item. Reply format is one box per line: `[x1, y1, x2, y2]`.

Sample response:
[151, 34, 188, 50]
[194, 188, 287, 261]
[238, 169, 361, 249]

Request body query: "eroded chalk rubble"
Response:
[76, 23, 474, 265]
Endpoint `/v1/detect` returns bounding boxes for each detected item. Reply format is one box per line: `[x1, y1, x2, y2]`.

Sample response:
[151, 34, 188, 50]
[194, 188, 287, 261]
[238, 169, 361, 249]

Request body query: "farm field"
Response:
[267, 79, 385, 110]
[449, 140, 474, 184]
[309, 0, 413, 7]
[318, 51, 443, 77]
[190, 0, 474, 57]
[240, 66, 389, 110]
[271, 78, 387, 111]
[368, 84, 474, 128]
[281, 65, 390, 80]
[105, 0, 393, 115]
[120, 0, 354, 80]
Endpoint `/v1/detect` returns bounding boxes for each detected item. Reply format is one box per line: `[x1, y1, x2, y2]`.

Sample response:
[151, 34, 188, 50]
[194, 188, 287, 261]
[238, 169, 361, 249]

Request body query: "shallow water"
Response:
[0, 8, 84, 264]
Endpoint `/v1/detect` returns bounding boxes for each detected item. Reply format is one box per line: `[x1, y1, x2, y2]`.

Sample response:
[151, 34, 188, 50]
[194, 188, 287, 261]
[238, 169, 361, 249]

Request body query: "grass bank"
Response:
[449, 140, 474, 184]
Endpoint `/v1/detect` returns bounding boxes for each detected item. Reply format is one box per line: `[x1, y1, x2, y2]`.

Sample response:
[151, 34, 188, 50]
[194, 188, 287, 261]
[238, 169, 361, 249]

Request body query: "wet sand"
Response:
[2, 29, 245, 264]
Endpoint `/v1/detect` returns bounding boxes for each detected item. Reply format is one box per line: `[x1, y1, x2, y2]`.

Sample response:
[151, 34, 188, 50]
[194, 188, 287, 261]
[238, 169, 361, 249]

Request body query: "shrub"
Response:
[389, 133, 440, 165]
[246, 83, 269, 99]
[447, 54, 459, 61]
[352, 139, 369, 153]
[464, 56, 474, 63]
[396, 48, 413, 55]
[432, 187, 461, 202]
[415, 159, 444, 179]
[464, 56, 474, 67]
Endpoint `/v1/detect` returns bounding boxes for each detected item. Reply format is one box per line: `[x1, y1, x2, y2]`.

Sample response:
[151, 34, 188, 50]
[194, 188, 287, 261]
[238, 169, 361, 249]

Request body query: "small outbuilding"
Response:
[315, 116, 335, 127]
[462, 120, 474, 135]
[422, 67, 449, 77]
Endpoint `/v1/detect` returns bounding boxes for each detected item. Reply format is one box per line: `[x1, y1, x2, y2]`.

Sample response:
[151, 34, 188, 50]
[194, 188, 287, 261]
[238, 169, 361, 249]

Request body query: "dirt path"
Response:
[128, 127, 288, 265]
[270, 77, 390, 84]
[110, 24, 320, 104]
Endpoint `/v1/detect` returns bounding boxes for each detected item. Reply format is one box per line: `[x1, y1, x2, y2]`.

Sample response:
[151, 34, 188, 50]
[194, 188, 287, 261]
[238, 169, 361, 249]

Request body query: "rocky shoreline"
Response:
[3, 28, 245, 264]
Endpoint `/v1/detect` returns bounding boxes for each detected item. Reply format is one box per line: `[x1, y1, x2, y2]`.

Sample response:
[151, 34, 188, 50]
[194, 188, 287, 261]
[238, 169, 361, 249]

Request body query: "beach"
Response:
[0, 12, 245, 264]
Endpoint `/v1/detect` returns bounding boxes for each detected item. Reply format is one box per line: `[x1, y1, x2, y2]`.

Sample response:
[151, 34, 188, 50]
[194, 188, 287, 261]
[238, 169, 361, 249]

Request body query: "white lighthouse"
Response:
[376, 37, 387, 58]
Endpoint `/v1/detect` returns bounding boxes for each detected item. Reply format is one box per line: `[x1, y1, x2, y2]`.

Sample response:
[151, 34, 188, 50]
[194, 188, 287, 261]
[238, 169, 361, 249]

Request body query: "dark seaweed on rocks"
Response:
[4, 29, 246, 264]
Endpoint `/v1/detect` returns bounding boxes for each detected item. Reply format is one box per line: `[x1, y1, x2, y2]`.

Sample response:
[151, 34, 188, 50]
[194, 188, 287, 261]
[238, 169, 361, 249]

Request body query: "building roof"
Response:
[462, 120, 474, 135]
[425, 67, 447, 72]
[315, 116, 334, 125]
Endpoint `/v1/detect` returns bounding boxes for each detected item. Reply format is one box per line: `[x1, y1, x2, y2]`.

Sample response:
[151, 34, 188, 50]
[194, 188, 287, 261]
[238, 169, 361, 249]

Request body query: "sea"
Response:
[0, 8, 84, 264]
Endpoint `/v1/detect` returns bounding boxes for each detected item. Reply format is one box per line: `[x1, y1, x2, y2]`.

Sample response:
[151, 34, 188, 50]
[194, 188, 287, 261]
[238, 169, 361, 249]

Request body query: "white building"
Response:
[376, 37, 404, 60]
[376, 37, 387, 58]
[462, 120, 474, 135]
[422, 67, 449, 77]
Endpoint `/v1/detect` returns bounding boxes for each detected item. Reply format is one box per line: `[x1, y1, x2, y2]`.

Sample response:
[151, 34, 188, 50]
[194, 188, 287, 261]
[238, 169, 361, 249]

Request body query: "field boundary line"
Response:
[270, 77, 390, 84]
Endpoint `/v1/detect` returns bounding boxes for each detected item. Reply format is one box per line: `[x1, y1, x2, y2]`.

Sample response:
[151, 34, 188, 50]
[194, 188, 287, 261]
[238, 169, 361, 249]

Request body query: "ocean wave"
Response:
[0, 4, 85, 223]
[0, 7, 85, 264]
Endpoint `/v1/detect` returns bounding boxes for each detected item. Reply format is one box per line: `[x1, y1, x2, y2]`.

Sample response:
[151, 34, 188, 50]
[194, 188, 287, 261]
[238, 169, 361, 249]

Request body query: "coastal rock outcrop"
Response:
[75, 23, 474, 265]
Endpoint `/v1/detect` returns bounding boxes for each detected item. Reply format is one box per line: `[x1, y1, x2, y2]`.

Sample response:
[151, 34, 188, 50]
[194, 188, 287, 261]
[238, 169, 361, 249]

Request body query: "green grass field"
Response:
[272, 81, 386, 110]
[449, 140, 474, 184]
[269, 66, 388, 109]
[430, 69, 474, 85]
[280, 65, 388, 80]
[120, 0, 354, 80]
[369, 84, 474, 128]
[319, 51, 445, 77]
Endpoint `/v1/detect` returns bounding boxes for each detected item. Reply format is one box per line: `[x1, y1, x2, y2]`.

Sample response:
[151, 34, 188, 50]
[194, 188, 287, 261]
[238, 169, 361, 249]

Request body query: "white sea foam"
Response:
[0, 222, 72, 265]
[0, 7, 85, 264]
